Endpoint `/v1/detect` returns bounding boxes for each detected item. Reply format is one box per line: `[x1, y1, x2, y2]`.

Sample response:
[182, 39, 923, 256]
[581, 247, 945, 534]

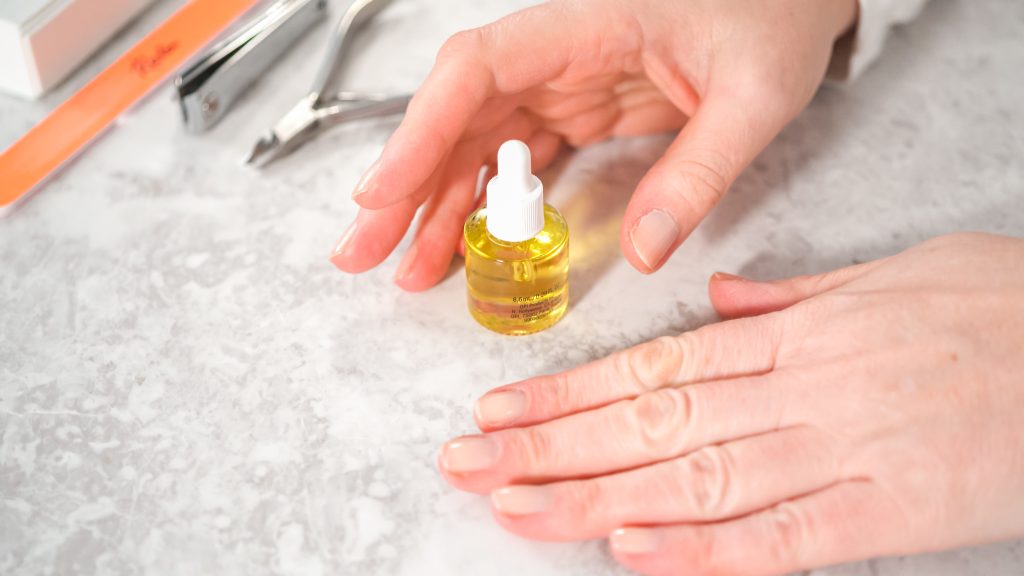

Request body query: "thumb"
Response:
[620, 91, 789, 273]
[708, 259, 887, 319]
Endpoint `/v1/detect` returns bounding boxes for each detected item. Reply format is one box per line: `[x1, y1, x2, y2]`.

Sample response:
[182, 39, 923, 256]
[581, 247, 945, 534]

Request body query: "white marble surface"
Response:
[2, 0, 1024, 574]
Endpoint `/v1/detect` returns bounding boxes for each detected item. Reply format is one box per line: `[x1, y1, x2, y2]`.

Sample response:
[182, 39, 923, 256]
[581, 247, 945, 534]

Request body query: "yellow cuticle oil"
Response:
[464, 140, 569, 335]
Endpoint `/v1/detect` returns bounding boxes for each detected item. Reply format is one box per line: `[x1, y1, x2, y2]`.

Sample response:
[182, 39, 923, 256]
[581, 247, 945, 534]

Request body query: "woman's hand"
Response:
[331, 0, 858, 291]
[438, 232, 1024, 575]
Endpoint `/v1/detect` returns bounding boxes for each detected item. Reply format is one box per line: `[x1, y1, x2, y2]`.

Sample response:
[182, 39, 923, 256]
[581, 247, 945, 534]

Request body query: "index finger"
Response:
[352, 2, 616, 209]
[473, 314, 782, 431]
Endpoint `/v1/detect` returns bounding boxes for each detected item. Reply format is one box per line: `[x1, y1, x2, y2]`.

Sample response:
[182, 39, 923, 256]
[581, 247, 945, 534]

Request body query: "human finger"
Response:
[708, 258, 887, 319]
[474, 314, 782, 431]
[442, 374, 795, 494]
[610, 481, 899, 576]
[490, 426, 841, 541]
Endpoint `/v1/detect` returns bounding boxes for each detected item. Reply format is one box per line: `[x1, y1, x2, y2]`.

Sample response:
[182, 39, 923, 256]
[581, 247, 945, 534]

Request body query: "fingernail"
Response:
[711, 272, 747, 282]
[491, 485, 553, 516]
[330, 221, 358, 263]
[352, 157, 381, 199]
[441, 435, 499, 473]
[610, 528, 664, 554]
[630, 210, 679, 270]
[475, 390, 527, 427]
[394, 244, 418, 283]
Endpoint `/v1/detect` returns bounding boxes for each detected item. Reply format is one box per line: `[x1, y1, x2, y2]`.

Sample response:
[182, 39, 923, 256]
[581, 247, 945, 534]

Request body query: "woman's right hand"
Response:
[331, 0, 859, 291]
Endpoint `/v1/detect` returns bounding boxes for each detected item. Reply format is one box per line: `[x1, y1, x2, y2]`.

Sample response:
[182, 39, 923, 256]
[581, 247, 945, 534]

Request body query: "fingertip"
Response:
[487, 485, 567, 541]
[330, 254, 379, 275]
[620, 101, 761, 276]
[393, 244, 421, 291]
[707, 272, 786, 319]
[392, 241, 457, 292]
[351, 156, 383, 207]
[710, 271, 746, 282]
[352, 186, 404, 210]
[619, 232, 650, 274]
[436, 435, 501, 494]
[707, 271, 749, 318]
[474, 388, 527, 431]
[329, 222, 373, 274]
[353, 130, 449, 211]
[489, 485, 552, 518]
[393, 278, 436, 293]
[393, 274, 436, 293]
[352, 187, 410, 210]
[331, 217, 410, 275]
[329, 252, 356, 273]
[609, 527, 664, 555]
[351, 193, 375, 210]
[329, 236, 387, 275]
[619, 213, 676, 275]
[609, 527, 675, 576]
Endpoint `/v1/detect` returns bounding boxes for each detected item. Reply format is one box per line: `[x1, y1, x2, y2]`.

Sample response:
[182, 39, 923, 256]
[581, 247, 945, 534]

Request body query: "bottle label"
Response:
[509, 287, 564, 321]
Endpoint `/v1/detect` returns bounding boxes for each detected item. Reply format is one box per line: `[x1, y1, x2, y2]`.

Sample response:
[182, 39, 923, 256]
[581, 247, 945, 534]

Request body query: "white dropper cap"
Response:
[486, 140, 545, 242]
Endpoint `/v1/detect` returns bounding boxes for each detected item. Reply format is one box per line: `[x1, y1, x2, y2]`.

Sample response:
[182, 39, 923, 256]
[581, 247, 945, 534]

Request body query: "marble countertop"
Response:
[2, 0, 1023, 574]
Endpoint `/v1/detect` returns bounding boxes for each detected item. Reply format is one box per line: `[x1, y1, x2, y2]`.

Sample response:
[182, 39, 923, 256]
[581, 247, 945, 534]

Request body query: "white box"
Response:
[0, 0, 156, 99]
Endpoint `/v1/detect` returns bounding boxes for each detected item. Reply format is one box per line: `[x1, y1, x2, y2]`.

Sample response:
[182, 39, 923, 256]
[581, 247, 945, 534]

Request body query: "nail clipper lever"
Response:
[175, 0, 327, 133]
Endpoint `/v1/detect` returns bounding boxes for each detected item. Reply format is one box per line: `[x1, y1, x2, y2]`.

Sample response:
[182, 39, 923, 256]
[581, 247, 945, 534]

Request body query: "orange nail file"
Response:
[0, 0, 261, 216]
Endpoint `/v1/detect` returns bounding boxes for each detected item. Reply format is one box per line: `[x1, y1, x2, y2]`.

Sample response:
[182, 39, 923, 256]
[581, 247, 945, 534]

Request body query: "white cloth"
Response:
[830, 0, 932, 80]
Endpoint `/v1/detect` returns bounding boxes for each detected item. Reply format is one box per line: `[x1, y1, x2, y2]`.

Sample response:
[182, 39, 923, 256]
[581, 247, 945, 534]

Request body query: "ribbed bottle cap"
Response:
[486, 140, 544, 242]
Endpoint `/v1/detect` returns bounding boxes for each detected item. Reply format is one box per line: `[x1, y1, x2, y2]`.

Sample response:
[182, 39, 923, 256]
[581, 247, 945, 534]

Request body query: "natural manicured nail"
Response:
[352, 157, 381, 199]
[491, 485, 553, 516]
[475, 390, 526, 427]
[711, 271, 747, 282]
[394, 244, 418, 283]
[330, 222, 358, 263]
[441, 435, 499, 473]
[630, 209, 679, 270]
[610, 528, 664, 554]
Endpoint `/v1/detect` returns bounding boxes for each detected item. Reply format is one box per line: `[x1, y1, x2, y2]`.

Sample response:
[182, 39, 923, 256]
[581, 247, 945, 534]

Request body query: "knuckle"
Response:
[765, 502, 812, 567]
[631, 388, 693, 455]
[565, 479, 606, 518]
[511, 426, 555, 471]
[667, 152, 731, 213]
[680, 446, 734, 518]
[545, 371, 580, 414]
[672, 331, 702, 382]
[620, 336, 685, 392]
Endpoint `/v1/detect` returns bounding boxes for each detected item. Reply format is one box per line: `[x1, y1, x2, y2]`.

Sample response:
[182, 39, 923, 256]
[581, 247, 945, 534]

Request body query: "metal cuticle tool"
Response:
[246, 0, 412, 167]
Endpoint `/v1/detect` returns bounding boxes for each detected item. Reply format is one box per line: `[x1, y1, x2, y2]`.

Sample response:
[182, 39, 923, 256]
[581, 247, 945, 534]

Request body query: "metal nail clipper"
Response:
[174, 0, 411, 166]
[176, 0, 328, 133]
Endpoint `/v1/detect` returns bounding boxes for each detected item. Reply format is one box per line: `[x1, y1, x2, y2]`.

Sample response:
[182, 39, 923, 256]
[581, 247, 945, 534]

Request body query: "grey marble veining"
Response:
[2, 0, 1023, 574]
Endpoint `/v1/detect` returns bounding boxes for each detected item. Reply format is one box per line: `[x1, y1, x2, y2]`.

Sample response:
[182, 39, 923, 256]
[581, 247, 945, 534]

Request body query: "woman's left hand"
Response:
[438, 232, 1024, 576]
